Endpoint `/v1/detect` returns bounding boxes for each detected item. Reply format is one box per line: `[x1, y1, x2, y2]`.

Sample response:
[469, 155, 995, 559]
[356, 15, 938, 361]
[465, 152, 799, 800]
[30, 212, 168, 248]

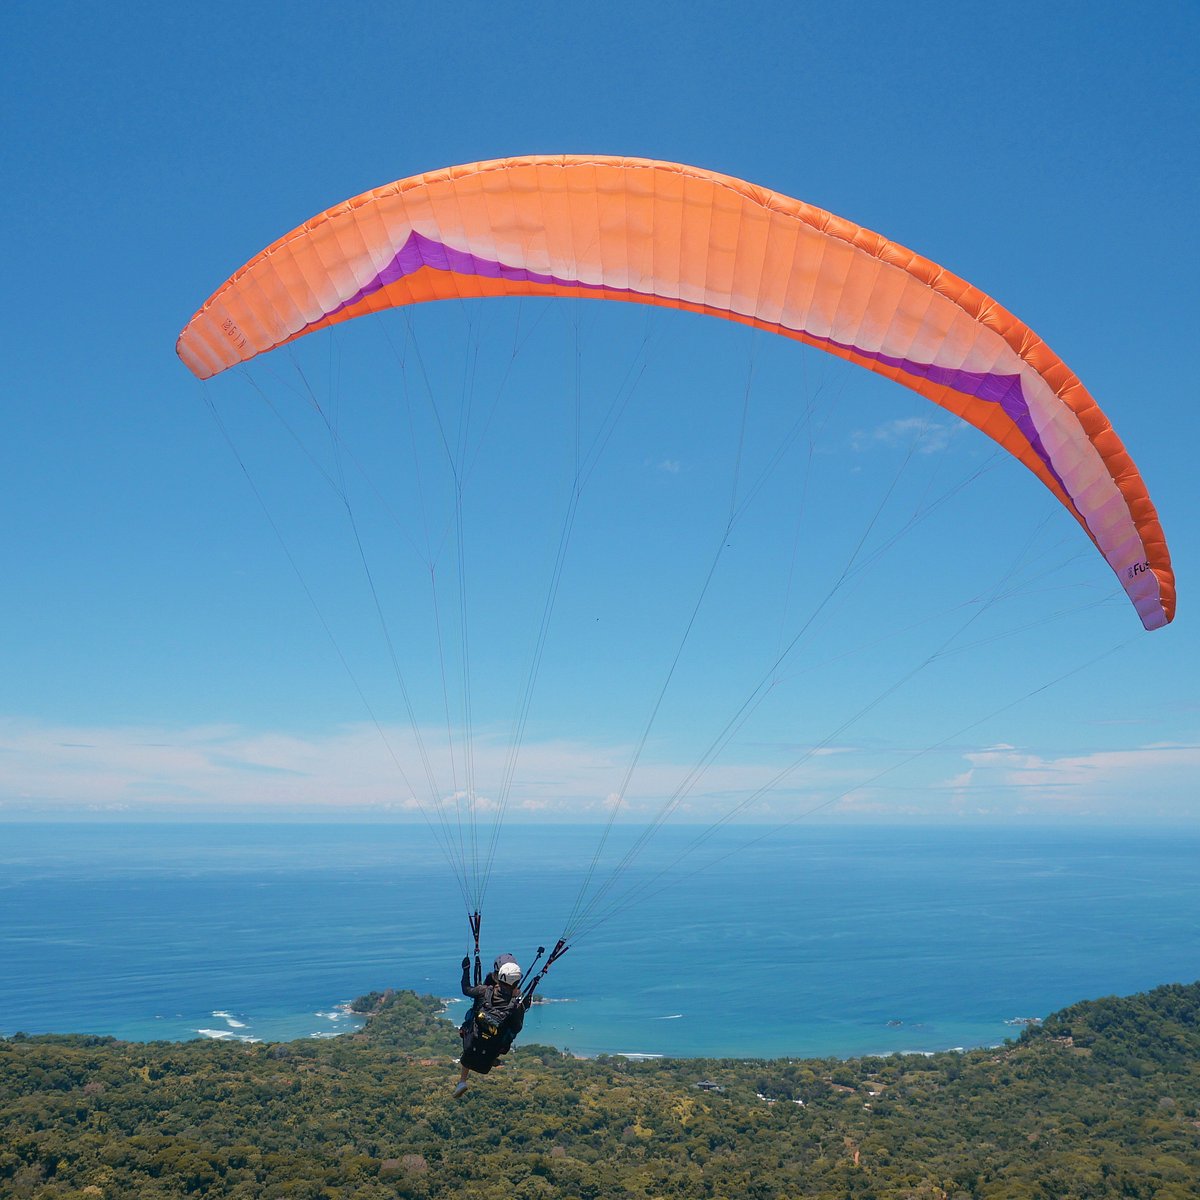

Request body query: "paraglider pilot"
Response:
[454, 953, 524, 1097]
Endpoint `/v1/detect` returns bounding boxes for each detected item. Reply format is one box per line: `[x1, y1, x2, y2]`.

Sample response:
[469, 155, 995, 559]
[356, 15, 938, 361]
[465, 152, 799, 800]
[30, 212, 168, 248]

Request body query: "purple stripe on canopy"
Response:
[326, 231, 607, 318]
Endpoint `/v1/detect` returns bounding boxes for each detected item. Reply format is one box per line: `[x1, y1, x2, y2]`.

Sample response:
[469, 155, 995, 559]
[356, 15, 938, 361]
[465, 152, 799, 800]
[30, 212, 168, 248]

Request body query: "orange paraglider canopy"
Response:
[178, 155, 1173, 630]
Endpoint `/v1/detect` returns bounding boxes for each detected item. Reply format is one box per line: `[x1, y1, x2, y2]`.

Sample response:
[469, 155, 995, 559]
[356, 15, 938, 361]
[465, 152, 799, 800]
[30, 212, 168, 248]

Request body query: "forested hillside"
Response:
[2, 983, 1197, 1198]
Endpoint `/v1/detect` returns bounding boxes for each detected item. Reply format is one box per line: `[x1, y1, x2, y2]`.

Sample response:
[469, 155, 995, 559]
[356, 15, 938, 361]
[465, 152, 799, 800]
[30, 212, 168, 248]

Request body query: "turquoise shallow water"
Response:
[2, 822, 1197, 1059]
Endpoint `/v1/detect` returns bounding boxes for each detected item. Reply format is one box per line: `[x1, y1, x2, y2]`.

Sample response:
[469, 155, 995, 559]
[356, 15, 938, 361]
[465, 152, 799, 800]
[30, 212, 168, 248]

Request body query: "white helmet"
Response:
[497, 961, 522, 986]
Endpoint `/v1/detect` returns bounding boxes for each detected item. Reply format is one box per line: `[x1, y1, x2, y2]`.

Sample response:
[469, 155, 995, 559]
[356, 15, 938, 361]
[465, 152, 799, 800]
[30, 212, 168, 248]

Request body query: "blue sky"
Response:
[3, 1, 1197, 827]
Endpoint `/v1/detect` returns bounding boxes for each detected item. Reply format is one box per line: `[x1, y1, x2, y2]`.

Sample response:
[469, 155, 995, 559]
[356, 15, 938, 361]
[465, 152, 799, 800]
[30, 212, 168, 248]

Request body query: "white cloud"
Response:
[938, 742, 1200, 819]
[2, 716, 1196, 825]
[851, 417, 959, 455]
[0, 717, 812, 820]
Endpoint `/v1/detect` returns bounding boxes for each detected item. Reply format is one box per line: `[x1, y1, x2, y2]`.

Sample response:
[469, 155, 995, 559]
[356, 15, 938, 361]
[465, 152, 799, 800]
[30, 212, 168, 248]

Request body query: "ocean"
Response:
[1, 822, 1196, 1060]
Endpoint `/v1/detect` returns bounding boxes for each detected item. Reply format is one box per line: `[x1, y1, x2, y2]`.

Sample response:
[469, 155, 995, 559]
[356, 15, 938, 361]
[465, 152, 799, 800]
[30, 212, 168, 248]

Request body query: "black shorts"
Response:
[460, 1026, 502, 1073]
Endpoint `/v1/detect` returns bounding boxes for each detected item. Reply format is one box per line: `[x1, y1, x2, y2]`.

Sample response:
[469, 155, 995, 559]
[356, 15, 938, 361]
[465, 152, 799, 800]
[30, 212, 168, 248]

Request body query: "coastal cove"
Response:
[2, 822, 1197, 1059]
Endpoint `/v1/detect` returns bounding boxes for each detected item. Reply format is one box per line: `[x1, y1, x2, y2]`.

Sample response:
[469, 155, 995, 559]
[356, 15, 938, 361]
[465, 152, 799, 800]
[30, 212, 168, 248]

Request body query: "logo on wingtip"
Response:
[220, 317, 248, 352]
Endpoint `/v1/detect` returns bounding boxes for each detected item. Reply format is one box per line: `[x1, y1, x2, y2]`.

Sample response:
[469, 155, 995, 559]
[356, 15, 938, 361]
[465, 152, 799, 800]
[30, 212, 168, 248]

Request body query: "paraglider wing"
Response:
[177, 155, 1174, 630]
